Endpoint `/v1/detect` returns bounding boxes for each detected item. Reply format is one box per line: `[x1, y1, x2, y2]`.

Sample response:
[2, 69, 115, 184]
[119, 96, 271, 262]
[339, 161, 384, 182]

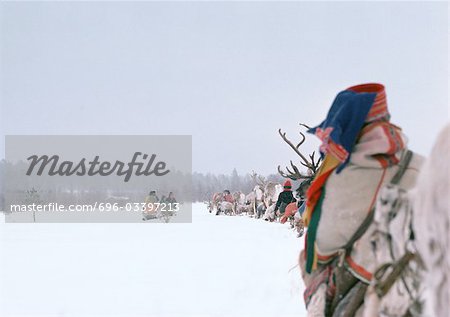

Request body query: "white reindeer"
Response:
[263, 182, 283, 207]
[233, 191, 249, 216]
[365, 123, 450, 317]
[255, 185, 267, 217]
[364, 185, 423, 317]
[218, 201, 234, 215]
[412, 123, 450, 317]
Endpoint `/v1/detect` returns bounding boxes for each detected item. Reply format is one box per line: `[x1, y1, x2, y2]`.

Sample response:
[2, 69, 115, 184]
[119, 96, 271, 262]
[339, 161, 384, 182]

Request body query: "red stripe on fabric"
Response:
[317, 252, 338, 263]
[347, 83, 385, 94]
[383, 124, 404, 157]
[372, 94, 386, 106]
[346, 255, 373, 281]
[346, 84, 389, 122]
[328, 142, 348, 162]
[306, 169, 334, 211]
[367, 104, 388, 121]
[390, 126, 404, 154]
[375, 156, 390, 168]
[360, 122, 403, 168]
[347, 83, 388, 122]
[369, 104, 387, 115]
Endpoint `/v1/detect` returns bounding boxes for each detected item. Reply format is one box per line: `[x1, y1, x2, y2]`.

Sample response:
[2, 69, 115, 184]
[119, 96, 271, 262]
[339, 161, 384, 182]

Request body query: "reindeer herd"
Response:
[207, 173, 284, 222]
[206, 126, 321, 232]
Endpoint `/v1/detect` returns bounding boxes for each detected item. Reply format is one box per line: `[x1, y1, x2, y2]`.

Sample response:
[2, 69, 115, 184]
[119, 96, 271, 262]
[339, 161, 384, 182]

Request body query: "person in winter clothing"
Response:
[300, 83, 423, 316]
[280, 202, 298, 224]
[145, 190, 159, 204]
[160, 192, 177, 218]
[279, 180, 310, 235]
[143, 190, 160, 220]
[162, 192, 177, 204]
[223, 190, 234, 203]
[274, 180, 297, 216]
[279, 179, 311, 235]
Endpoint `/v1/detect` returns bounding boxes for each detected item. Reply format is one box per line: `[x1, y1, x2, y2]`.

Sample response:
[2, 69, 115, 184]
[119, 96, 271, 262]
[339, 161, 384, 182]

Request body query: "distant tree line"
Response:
[0, 159, 289, 209]
[192, 168, 286, 202]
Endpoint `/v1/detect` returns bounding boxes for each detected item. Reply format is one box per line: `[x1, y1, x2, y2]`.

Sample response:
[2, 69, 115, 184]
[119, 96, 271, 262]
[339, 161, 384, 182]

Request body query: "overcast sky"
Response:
[1, 1, 448, 175]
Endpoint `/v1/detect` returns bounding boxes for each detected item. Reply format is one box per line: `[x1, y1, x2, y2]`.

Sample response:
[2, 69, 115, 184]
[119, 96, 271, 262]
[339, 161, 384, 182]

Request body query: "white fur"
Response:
[365, 185, 420, 317]
[307, 284, 327, 317]
[263, 204, 276, 221]
[364, 123, 450, 317]
[413, 123, 450, 317]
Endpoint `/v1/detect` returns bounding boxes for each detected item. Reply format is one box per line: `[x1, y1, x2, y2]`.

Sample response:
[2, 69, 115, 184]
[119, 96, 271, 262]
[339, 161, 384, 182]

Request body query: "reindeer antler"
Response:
[250, 171, 267, 187]
[278, 161, 304, 180]
[299, 123, 311, 130]
[257, 175, 267, 187]
[278, 123, 322, 180]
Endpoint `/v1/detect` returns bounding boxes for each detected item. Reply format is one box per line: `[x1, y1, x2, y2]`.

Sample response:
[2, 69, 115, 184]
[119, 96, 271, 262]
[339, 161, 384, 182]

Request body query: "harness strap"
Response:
[340, 150, 414, 258]
[373, 251, 416, 298]
[391, 150, 413, 185]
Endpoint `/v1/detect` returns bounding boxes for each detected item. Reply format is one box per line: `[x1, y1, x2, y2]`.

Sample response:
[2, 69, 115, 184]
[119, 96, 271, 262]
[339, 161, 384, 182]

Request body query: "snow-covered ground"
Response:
[0, 203, 306, 317]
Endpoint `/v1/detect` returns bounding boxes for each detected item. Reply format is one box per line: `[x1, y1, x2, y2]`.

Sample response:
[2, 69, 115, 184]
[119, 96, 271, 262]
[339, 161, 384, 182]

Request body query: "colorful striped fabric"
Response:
[303, 83, 404, 274]
[308, 83, 389, 172]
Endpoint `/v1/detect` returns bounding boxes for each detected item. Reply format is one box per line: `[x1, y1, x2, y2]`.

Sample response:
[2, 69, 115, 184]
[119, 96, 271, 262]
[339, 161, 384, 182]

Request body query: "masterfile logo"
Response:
[26, 152, 170, 182]
[3, 135, 192, 223]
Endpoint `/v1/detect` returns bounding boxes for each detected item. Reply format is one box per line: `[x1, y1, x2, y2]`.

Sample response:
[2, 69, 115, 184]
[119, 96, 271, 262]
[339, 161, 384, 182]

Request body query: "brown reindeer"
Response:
[208, 192, 223, 215]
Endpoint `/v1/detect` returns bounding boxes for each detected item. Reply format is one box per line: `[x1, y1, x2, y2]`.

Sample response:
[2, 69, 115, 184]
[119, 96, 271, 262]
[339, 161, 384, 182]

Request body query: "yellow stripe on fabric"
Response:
[303, 154, 341, 226]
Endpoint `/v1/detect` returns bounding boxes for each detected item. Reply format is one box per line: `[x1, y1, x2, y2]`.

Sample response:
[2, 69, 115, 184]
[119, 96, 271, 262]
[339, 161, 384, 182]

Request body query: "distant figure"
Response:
[223, 190, 234, 203]
[274, 180, 297, 216]
[142, 190, 160, 220]
[145, 190, 160, 204]
[162, 192, 177, 204]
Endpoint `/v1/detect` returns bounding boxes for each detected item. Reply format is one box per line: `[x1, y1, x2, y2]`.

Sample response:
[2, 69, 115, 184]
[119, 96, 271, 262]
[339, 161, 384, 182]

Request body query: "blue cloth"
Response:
[298, 201, 306, 217]
[308, 90, 377, 172]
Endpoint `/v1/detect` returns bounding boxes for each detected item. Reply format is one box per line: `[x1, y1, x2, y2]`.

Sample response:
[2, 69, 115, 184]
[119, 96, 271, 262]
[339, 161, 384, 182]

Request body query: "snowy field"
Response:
[0, 203, 306, 317]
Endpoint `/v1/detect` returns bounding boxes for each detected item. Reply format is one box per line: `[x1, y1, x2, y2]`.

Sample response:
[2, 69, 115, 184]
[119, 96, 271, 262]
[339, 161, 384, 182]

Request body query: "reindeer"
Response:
[218, 201, 234, 216]
[364, 123, 450, 317]
[413, 123, 450, 317]
[277, 124, 321, 228]
[233, 191, 248, 215]
[244, 191, 257, 216]
[264, 182, 283, 207]
[208, 192, 223, 215]
[248, 172, 285, 220]
[233, 191, 253, 215]
[250, 171, 268, 218]
[364, 184, 424, 317]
